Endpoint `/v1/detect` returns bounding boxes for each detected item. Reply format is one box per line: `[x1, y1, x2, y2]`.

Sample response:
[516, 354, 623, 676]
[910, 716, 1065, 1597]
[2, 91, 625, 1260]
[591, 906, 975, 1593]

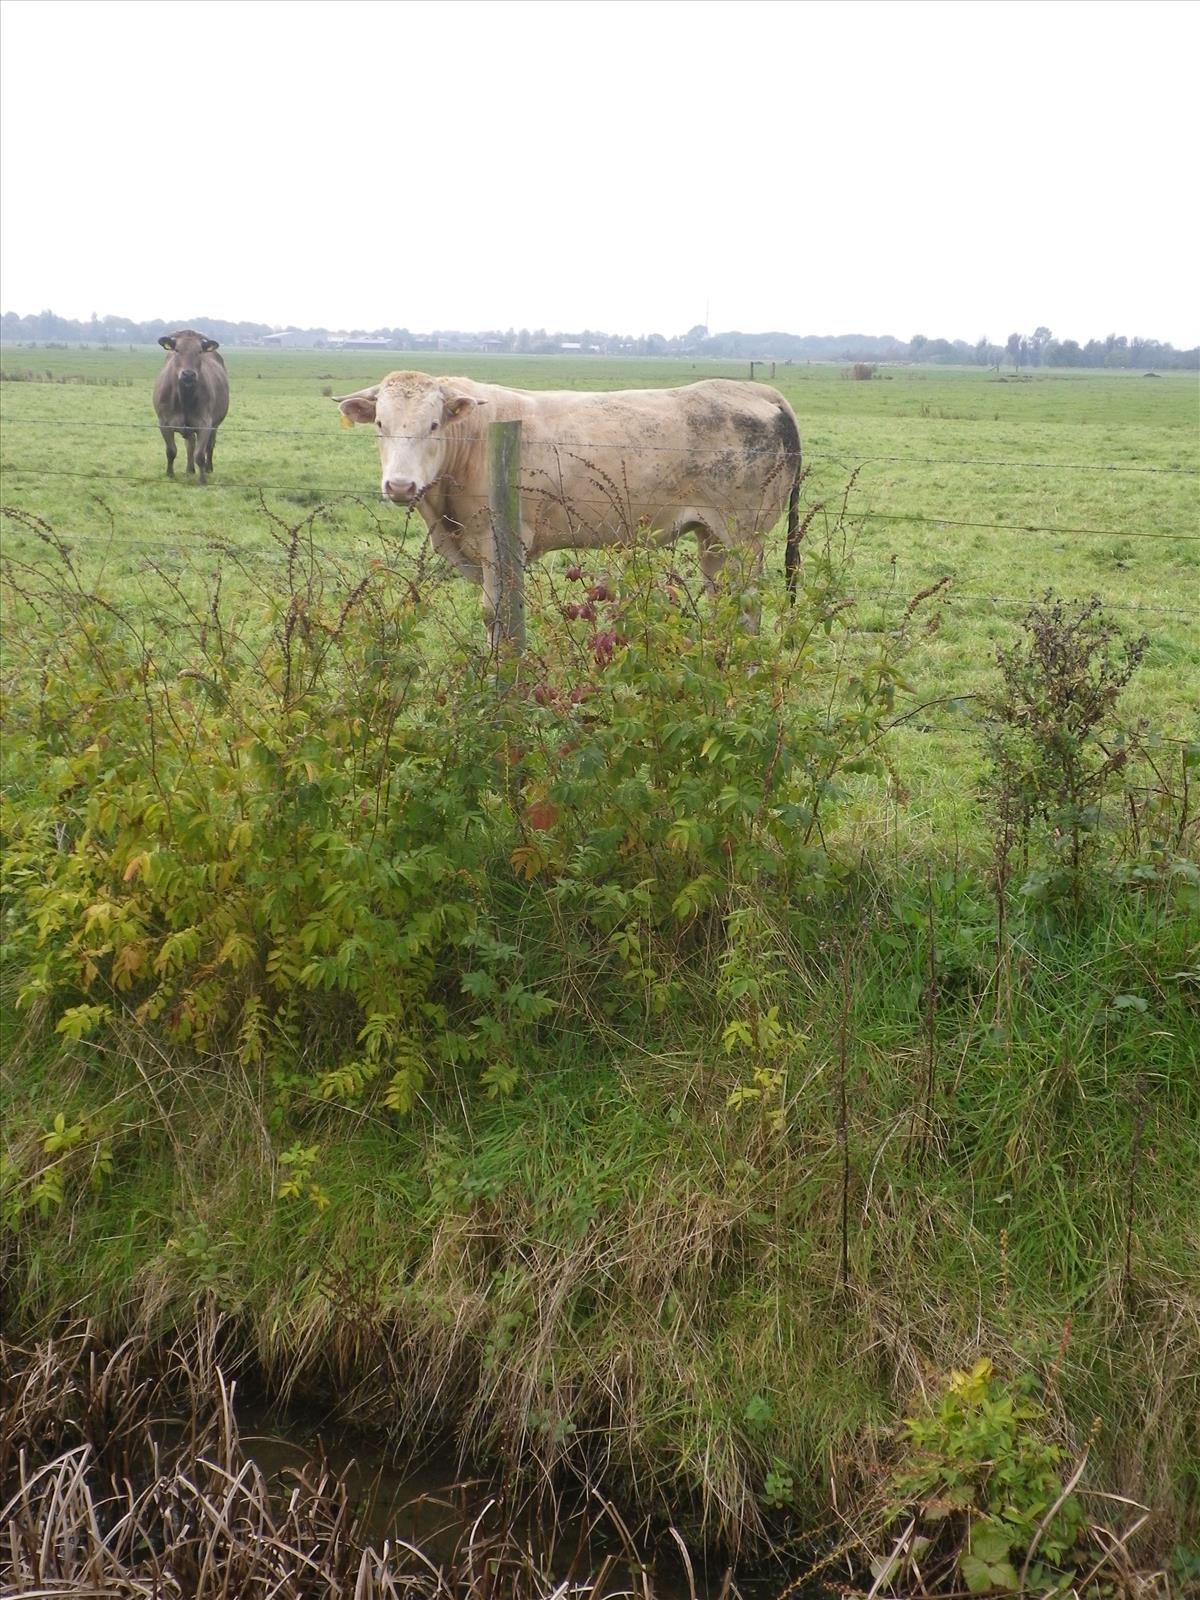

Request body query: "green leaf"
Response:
[480, 1060, 519, 1099]
[960, 1554, 995, 1594]
[1110, 992, 1148, 1012]
[971, 1522, 1014, 1565]
[461, 969, 497, 1000]
[743, 1394, 773, 1428]
[54, 1003, 111, 1041]
[870, 1554, 900, 1586]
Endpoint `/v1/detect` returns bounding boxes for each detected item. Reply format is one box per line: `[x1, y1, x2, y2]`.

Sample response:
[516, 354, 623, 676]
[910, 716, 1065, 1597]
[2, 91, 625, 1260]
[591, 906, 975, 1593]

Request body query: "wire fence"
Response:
[3, 410, 1199, 478]
[0, 635, 1192, 753]
[3, 529, 1195, 629]
[3, 403, 1197, 665]
[2, 418, 1198, 534]
[2, 466, 1197, 547]
[4, 550, 1196, 745]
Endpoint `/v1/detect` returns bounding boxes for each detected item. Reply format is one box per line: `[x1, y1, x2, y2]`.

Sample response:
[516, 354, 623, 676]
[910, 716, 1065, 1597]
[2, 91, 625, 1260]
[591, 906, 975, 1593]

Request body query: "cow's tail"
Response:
[784, 454, 802, 605]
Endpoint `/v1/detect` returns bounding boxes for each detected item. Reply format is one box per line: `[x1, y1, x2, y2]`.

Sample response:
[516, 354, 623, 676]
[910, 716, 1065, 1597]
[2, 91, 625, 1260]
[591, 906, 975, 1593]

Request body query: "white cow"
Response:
[336, 371, 802, 632]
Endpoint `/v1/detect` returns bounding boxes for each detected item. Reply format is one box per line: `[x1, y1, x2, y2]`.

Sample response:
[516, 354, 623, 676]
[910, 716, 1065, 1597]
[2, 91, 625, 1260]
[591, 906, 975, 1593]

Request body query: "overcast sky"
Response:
[2, 0, 1197, 346]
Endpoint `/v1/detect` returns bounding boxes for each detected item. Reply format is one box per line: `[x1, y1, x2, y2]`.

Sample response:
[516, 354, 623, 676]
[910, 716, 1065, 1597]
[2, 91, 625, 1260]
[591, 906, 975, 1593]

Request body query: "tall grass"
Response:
[1, 485, 1197, 1582]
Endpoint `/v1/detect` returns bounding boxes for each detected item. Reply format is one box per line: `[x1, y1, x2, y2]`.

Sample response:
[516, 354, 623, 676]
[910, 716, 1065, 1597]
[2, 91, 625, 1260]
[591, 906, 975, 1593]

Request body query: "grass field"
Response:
[2, 347, 1198, 1584]
[3, 347, 1197, 821]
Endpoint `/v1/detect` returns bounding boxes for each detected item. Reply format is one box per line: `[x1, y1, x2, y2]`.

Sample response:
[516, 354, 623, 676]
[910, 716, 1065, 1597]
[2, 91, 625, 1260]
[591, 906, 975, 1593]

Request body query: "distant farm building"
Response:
[262, 330, 317, 349]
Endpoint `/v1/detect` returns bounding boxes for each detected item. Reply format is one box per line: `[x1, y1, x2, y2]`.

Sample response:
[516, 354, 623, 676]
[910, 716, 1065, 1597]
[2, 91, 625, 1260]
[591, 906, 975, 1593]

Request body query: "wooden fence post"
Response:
[487, 418, 525, 657]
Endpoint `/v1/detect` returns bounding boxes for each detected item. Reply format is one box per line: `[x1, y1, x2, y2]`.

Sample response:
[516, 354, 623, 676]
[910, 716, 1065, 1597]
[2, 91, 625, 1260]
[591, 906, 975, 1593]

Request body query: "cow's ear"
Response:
[158, 335, 176, 351]
[335, 386, 380, 425]
[201, 337, 220, 352]
[441, 390, 482, 423]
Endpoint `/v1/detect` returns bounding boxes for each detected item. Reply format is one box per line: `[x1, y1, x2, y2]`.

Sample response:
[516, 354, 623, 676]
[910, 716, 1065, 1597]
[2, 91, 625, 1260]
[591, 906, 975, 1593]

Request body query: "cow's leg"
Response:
[193, 426, 213, 485]
[695, 533, 724, 595]
[430, 520, 483, 583]
[160, 426, 177, 478]
[183, 429, 197, 476]
[696, 525, 764, 631]
[205, 428, 217, 477]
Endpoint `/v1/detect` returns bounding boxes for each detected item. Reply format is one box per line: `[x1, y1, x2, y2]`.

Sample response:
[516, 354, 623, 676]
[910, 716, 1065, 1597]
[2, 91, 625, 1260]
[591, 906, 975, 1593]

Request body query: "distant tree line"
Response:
[997, 327, 1197, 370]
[0, 310, 283, 347]
[2, 308, 1196, 369]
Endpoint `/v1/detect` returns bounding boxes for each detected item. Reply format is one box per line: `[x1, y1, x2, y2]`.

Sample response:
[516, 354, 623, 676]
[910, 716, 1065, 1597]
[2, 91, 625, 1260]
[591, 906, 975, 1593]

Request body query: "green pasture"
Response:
[3, 348, 1196, 779]
[2, 347, 1198, 1574]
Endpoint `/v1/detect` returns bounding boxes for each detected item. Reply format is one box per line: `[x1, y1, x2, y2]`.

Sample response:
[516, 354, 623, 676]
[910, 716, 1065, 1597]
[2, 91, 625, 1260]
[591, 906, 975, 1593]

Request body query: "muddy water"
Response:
[240, 1408, 487, 1560]
[237, 1401, 814, 1600]
[3, 1328, 832, 1598]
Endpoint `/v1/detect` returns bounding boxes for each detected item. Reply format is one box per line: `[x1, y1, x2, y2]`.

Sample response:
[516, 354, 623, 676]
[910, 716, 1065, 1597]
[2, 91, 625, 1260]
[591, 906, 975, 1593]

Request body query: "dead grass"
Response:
[0, 1317, 713, 1600]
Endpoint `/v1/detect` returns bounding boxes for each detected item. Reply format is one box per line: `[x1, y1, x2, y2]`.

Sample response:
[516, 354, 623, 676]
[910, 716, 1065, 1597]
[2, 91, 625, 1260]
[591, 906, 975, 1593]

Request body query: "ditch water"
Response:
[236, 1399, 820, 1600]
[2, 1326, 833, 1599]
[239, 1405, 516, 1564]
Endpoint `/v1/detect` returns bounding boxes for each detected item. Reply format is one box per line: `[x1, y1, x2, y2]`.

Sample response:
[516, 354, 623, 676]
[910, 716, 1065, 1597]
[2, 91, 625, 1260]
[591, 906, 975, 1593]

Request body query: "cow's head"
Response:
[335, 372, 484, 505]
[159, 330, 219, 394]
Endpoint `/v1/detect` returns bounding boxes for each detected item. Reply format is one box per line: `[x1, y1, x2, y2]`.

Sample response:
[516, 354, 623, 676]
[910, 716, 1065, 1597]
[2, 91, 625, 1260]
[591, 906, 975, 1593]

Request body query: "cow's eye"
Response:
[375, 421, 383, 431]
[430, 421, 439, 433]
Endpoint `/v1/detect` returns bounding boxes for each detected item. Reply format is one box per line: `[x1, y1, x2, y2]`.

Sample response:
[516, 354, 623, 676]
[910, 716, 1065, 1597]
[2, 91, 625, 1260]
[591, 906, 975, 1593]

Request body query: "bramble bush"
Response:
[1, 512, 922, 1218]
[2, 517, 544, 1159]
[496, 536, 919, 1021]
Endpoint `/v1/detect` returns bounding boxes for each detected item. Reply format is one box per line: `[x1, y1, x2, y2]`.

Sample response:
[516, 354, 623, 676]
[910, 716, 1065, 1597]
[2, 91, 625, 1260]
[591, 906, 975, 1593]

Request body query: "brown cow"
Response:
[335, 372, 802, 636]
[153, 330, 229, 484]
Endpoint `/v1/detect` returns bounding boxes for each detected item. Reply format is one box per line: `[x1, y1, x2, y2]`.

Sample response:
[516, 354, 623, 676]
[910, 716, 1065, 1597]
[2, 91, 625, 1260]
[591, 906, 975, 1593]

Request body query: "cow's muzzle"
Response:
[383, 478, 420, 505]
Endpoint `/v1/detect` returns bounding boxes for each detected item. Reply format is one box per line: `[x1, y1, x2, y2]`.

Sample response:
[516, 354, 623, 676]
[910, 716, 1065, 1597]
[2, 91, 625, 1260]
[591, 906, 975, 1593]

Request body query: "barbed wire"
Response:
[3, 412, 1199, 476]
[3, 532, 1196, 625]
[821, 454, 1198, 475]
[830, 511, 1199, 541]
[2, 465, 1197, 545]
[850, 589, 1197, 622]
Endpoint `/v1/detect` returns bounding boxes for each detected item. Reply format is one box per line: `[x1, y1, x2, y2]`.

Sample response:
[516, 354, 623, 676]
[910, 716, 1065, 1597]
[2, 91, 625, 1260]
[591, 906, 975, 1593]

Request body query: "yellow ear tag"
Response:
[339, 413, 354, 429]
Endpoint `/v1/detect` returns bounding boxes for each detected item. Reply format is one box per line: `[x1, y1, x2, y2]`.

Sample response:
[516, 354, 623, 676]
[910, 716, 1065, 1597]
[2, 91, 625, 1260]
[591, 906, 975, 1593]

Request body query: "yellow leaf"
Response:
[227, 820, 252, 854]
[111, 943, 147, 989]
[509, 844, 548, 881]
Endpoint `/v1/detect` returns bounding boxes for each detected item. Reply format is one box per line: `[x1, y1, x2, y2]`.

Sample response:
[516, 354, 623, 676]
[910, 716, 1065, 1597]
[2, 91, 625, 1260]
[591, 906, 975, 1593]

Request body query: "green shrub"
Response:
[882, 1358, 1086, 1596]
[1, 518, 914, 1184]
[980, 593, 1150, 917]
